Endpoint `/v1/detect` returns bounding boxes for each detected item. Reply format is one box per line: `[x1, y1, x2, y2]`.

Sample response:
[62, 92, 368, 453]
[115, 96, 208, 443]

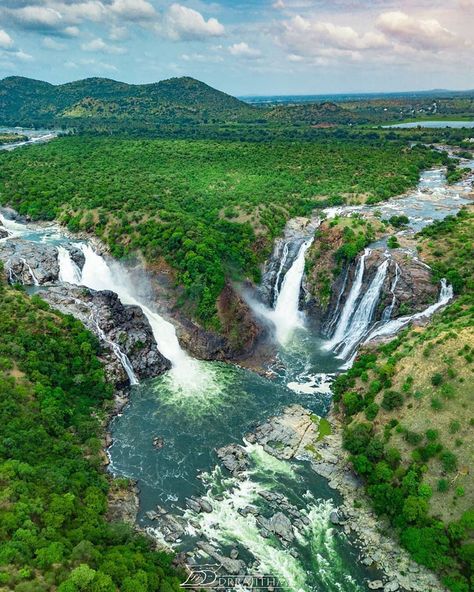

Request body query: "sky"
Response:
[0, 0, 473, 96]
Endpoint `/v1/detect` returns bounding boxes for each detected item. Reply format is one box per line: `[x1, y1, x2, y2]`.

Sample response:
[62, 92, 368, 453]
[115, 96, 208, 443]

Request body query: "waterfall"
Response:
[271, 238, 313, 345]
[333, 259, 389, 360]
[21, 258, 39, 286]
[382, 262, 400, 322]
[365, 279, 453, 342]
[57, 246, 82, 283]
[77, 245, 211, 393]
[323, 249, 370, 351]
[91, 316, 139, 386]
[324, 265, 350, 337]
[57, 247, 139, 386]
[273, 242, 290, 306]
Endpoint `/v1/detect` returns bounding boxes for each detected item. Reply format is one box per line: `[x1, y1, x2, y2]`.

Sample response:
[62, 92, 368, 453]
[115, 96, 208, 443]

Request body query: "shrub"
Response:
[381, 390, 404, 411]
[431, 373, 444, 387]
[365, 403, 379, 421]
[440, 451, 458, 473]
[449, 420, 461, 434]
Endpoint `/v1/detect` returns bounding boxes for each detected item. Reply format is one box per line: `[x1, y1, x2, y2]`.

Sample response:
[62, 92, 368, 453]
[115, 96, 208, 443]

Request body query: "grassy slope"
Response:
[333, 207, 474, 592]
[0, 275, 182, 592]
[0, 136, 441, 327]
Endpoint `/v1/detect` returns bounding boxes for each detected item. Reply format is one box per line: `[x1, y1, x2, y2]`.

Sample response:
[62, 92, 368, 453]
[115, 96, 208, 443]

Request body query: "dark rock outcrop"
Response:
[0, 238, 60, 284]
[175, 281, 264, 361]
[0, 238, 84, 285]
[39, 285, 171, 386]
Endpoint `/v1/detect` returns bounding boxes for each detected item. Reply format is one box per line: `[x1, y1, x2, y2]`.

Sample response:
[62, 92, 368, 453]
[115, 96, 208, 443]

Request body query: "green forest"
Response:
[333, 207, 474, 592]
[0, 274, 182, 592]
[0, 135, 442, 327]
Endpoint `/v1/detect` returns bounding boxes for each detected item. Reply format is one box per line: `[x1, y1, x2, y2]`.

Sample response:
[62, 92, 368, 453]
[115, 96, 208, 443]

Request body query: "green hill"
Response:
[0, 75, 257, 128]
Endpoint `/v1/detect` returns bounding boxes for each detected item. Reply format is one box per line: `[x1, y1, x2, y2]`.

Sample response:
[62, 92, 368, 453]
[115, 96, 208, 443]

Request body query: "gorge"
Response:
[1, 136, 472, 591]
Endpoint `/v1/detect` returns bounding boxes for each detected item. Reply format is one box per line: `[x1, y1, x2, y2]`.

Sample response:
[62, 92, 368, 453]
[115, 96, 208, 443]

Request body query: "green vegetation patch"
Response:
[0, 273, 182, 592]
[0, 136, 440, 327]
[333, 207, 474, 592]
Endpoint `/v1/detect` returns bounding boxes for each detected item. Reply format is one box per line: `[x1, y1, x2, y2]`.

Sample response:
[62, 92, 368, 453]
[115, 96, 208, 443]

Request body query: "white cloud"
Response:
[162, 3, 225, 41]
[0, 29, 14, 49]
[81, 37, 125, 54]
[273, 0, 285, 8]
[9, 5, 64, 29]
[110, 0, 157, 22]
[109, 24, 129, 41]
[42, 36, 65, 49]
[64, 26, 80, 37]
[181, 52, 223, 63]
[229, 42, 261, 58]
[276, 15, 388, 59]
[13, 50, 33, 60]
[376, 11, 462, 50]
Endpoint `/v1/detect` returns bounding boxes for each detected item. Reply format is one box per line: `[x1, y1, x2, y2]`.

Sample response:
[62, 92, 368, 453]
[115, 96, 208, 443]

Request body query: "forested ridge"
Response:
[333, 207, 474, 592]
[0, 135, 443, 327]
[0, 273, 182, 591]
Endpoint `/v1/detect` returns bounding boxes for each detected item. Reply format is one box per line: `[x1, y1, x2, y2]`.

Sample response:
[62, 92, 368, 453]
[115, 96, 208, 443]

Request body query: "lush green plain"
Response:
[0, 275, 182, 592]
[333, 208, 474, 592]
[0, 136, 441, 326]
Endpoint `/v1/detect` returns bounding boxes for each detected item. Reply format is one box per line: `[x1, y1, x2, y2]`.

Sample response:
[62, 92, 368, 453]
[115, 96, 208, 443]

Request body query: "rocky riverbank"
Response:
[245, 405, 447, 592]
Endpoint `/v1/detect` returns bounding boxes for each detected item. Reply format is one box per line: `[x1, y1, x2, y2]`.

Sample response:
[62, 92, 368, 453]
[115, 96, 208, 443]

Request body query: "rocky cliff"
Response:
[39, 285, 171, 390]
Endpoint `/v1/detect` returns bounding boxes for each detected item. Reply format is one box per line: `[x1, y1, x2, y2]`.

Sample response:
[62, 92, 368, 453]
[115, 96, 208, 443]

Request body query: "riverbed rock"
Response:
[216, 444, 250, 475]
[196, 541, 246, 575]
[153, 436, 164, 450]
[384, 581, 400, 592]
[107, 481, 139, 525]
[257, 512, 294, 542]
[368, 581, 384, 590]
[251, 405, 318, 460]
[0, 238, 60, 284]
[39, 284, 171, 385]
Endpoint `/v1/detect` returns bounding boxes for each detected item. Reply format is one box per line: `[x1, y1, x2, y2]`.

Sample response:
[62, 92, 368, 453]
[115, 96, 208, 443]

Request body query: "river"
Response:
[0, 138, 473, 591]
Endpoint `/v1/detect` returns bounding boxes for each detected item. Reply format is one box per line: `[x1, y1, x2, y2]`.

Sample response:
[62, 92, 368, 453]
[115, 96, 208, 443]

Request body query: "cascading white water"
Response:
[75, 245, 213, 394]
[382, 262, 400, 322]
[273, 242, 290, 306]
[323, 248, 370, 351]
[21, 258, 39, 286]
[57, 247, 139, 385]
[271, 238, 313, 345]
[333, 259, 389, 360]
[92, 316, 139, 386]
[57, 246, 82, 283]
[365, 279, 453, 342]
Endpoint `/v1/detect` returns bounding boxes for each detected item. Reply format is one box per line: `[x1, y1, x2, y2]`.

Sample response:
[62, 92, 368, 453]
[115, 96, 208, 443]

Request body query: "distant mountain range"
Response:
[2, 75, 472, 132]
[0, 75, 258, 128]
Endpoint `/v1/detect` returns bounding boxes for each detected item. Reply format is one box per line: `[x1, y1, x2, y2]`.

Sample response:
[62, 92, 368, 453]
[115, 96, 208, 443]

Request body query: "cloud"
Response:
[276, 15, 388, 59]
[162, 3, 225, 41]
[110, 0, 157, 22]
[181, 52, 223, 63]
[229, 42, 261, 58]
[81, 37, 126, 54]
[376, 11, 462, 50]
[109, 24, 129, 41]
[13, 49, 34, 60]
[42, 36, 65, 49]
[273, 0, 285, 8]
[0, 29, 14, 49]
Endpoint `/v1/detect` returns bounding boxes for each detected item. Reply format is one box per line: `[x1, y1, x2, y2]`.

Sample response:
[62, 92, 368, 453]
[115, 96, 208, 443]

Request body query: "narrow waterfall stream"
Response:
[272, 238, 314, 345]
[1, 144, 473, 591]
